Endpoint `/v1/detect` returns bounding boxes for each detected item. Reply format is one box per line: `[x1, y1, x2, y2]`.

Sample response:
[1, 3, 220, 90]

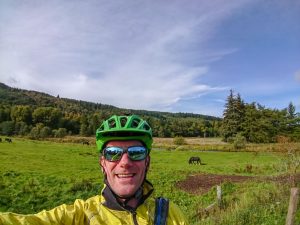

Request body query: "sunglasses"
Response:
[103, 146, 148, 162]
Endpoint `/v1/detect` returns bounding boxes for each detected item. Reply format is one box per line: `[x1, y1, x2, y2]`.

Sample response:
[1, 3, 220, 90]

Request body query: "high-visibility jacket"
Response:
[0, 180, 189, 225]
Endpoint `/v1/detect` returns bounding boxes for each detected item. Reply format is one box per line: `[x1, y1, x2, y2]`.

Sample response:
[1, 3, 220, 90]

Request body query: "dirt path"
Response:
[176, 173, 300, 194]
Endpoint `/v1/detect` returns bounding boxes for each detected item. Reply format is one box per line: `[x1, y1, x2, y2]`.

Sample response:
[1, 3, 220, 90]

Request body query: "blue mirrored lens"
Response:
[104, 147, 123, 161]
[127, 146, 147, 161]
[104, 146, 147, 161]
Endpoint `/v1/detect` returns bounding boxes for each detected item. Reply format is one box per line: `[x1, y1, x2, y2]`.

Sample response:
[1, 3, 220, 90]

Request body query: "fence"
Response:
[203, 186, 299, 225]
[286, 187, 299, 225]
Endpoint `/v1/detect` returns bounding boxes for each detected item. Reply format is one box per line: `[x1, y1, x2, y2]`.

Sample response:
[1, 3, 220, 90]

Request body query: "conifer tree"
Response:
[222, 90, 245, 141]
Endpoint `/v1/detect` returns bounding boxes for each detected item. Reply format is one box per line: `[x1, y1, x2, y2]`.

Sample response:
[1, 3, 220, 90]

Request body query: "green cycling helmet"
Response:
[96, 115, 153, 153]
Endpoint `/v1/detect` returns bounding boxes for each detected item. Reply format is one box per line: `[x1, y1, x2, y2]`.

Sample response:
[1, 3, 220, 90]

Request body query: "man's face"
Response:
[100, 140, 150, 198]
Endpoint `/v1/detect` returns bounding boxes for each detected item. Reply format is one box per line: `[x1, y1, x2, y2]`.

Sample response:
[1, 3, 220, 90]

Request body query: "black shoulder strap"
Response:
[154, 197, 169, 225]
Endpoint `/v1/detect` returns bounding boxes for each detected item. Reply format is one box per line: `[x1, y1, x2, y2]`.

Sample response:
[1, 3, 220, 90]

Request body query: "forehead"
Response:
[106, 140, 143, 147]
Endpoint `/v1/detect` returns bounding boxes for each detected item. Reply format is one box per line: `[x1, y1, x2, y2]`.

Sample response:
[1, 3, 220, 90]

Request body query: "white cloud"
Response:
[0, 0, 251, 113]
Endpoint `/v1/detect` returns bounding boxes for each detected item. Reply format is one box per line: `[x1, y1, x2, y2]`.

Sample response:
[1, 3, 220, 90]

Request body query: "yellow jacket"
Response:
[0, 180, 188, 225]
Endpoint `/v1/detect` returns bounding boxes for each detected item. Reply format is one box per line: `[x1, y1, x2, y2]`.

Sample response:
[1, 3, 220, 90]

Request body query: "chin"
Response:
[117, 187, 137, 197]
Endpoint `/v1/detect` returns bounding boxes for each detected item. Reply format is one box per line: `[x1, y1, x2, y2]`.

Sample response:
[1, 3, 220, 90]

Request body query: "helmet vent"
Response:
[120, 117, 127, 127]
[131, 118, 140, 128]
[143, 124, 150, 131]
[99, 124, 104, 131]
[108, 119, 116, 128]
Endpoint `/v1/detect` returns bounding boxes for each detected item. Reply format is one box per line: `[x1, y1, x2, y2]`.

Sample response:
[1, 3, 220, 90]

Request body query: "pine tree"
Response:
[222, 90, 245, 141]
[287, 102, 296, 119]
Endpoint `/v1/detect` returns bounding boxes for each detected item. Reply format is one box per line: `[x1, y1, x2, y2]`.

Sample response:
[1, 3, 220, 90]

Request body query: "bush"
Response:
[29, 123, 44, 139]
[173, 136, 187, 145]
[0, 121, 15, 135]
[15, 122, 30, 135]
[233, 133, 246, 150]
[40, 126, 52, 138]
[53, 128, 67, 138]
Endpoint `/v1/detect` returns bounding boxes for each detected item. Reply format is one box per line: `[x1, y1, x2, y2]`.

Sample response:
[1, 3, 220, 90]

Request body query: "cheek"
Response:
[100, 159, 111, 174]
[137, 161, 148, 174]
[102, 162, 112, 173]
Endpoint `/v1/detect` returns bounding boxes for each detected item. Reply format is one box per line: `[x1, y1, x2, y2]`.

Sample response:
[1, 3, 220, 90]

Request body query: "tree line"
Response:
[0, 83, 298, 143]
[0, 104, 221, 139]
[0, 83, 220, 139]
[222, 90, 300, 143]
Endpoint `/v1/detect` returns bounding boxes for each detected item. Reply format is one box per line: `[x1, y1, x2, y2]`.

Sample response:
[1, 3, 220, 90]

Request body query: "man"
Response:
[0, 115, 188, 225]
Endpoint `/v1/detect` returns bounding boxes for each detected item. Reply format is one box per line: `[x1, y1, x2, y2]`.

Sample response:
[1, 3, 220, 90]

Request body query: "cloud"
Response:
[0, 0, 251, 112]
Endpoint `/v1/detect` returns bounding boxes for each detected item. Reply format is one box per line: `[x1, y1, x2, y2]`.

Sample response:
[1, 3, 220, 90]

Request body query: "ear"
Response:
[99, 156, 106, 174]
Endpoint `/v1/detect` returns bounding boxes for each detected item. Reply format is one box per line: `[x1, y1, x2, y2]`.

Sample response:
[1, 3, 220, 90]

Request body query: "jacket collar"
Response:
[101, 179, 154, 211]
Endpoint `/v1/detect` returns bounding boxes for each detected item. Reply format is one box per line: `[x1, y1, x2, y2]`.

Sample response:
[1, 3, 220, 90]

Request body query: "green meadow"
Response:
[0, 137, 299, 224]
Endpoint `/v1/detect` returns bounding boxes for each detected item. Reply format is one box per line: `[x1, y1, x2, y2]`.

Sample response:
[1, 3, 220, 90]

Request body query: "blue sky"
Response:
[0, 0, 299, 117]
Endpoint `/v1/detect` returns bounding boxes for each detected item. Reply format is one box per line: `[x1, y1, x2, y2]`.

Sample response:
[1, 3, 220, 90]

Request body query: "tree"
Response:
[0, 121, 15, 135]
[287, 102, 296, 119]
[222, 90, 245, 141]
[285, 102, 300, 140]
[80, 115, 89, 136]
[10, 105, 32, 124]
[32, 107, 62, 129]
[0, 105, 11, 122]
[15, 121, 30, 135]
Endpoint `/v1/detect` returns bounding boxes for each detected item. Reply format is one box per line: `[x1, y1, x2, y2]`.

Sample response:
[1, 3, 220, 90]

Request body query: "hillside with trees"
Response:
[0, 83, 221, 139]
[1, 83, 298, 143]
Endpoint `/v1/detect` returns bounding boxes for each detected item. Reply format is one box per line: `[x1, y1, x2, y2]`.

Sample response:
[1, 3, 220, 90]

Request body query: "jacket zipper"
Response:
[130, 210, 139, 225]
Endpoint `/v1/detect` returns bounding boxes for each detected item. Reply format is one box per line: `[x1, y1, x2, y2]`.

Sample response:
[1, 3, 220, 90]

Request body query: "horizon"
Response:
[0, 1, 299, 117]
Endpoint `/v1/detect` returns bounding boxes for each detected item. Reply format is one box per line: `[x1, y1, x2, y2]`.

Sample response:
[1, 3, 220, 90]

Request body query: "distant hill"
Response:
[0, 82, 220, 120]
[0, 82, 222, 138]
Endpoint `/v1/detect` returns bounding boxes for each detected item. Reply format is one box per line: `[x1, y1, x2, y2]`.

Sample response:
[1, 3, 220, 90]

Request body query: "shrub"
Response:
[53, 128, 67, 138]
[40, 126, 52, 138]
[233, 133, 247, 150]
[15, 122, 30, 135]
[276, 135, 291, 143]
[29, 123, 44, 139]
[173, 136, 187, 145]
[0, 121, 15, 135]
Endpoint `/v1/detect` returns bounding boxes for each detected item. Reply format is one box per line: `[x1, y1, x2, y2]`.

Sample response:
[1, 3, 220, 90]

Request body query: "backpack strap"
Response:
[154, 197, 169, 225]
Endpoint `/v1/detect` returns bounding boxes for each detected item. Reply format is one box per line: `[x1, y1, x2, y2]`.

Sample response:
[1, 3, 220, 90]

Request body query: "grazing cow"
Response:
[188, 156, 201, 164]
[5, 138, 12, 143]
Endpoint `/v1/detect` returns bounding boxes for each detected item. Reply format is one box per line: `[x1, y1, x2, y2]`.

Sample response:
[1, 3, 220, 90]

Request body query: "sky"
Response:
[0, 0, 299, 117]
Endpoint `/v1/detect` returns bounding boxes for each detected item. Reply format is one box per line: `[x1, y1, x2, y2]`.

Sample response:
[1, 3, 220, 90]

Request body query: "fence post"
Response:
[217, 185, 222, 208]
[286, 187, 299, 225]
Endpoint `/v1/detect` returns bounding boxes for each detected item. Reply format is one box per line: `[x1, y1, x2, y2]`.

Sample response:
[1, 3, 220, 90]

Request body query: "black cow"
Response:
[189, 156, 201, 164]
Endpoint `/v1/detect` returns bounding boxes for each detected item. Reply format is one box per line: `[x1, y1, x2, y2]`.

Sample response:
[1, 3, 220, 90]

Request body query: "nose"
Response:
[119, 152, 132, 167]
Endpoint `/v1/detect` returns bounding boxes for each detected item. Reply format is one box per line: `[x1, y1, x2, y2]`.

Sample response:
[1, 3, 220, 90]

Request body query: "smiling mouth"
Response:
[117, 173, 135, 178]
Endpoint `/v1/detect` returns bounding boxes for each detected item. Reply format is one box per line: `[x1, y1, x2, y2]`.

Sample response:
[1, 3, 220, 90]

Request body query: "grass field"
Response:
[0, 137, 299, 224]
